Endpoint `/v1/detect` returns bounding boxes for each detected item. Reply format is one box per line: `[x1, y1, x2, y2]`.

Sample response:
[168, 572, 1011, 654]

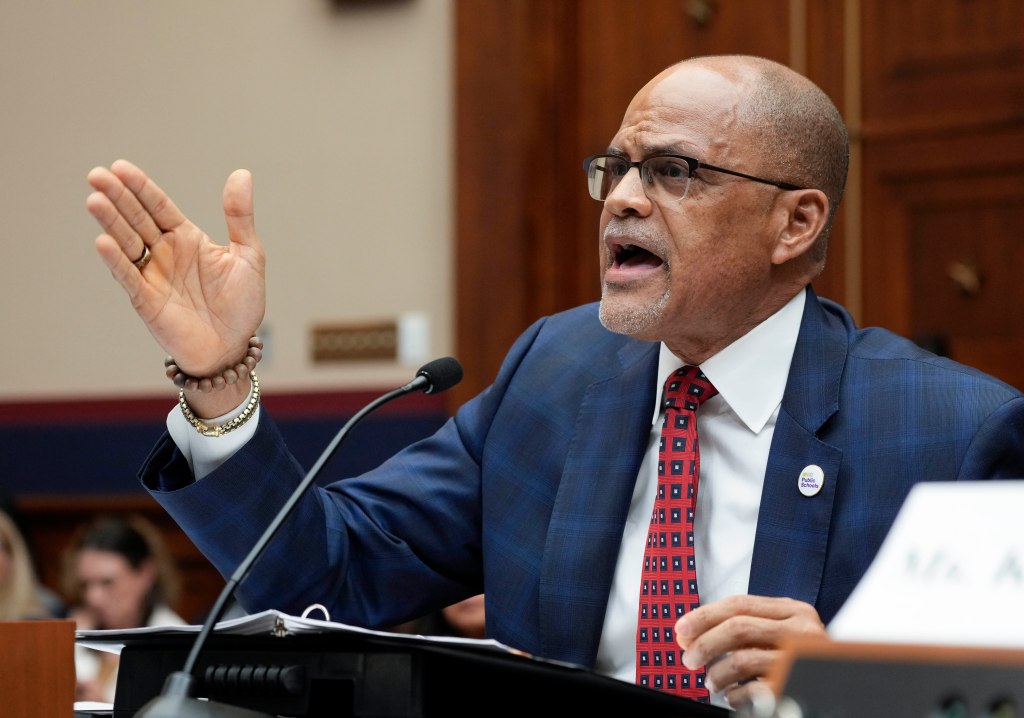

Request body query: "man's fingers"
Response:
[681, 613, 781, 669]
[94, 233, 146, 300]
[675, 596, 827, 702]
[704, 647, 776, 695]
[222, 169, 257, 249]
[109, 158, 187, 237]
[724, 676, 778, 710]
[678, 595, 816, 646]
[86, 168, 155, 262]
[677, 596, 824, 667]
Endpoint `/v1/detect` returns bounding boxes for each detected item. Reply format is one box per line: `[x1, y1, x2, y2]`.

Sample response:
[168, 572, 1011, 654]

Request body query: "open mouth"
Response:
[612, 242, 664, 271]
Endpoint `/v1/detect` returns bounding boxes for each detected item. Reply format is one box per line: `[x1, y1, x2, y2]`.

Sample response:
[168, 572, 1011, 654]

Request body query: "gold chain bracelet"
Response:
[178, 371, 260, 437]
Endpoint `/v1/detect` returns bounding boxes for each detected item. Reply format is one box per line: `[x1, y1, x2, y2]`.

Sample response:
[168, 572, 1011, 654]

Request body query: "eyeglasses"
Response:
[582, 153, 802, 203]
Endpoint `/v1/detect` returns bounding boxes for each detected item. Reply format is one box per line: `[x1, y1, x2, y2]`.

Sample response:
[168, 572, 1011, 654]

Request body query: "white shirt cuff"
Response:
[166, 386, 260, 480]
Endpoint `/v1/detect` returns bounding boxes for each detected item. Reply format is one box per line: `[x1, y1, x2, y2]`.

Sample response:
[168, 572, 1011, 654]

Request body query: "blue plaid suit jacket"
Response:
[144, 286, 1024, 669]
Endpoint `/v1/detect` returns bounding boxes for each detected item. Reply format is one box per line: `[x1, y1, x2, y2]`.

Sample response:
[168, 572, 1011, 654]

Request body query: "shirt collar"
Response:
[652, 289, 806, 433]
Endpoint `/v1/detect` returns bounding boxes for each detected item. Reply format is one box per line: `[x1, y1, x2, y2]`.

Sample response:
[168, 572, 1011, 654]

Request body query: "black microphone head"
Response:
[416, 356, 463, 394]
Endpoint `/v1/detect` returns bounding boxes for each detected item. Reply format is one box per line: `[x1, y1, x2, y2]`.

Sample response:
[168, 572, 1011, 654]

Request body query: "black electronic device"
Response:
[113, 628, 726, 718]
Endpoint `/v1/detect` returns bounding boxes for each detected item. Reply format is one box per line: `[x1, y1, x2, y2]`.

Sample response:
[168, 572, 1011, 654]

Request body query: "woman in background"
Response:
[0, 508, 51, 620]
[62, 513, 186, 703]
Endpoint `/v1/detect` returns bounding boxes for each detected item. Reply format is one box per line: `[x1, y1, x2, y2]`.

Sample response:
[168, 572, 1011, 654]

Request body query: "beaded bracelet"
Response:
[164, 336, 263, 392]
[179, 371, 260, 437]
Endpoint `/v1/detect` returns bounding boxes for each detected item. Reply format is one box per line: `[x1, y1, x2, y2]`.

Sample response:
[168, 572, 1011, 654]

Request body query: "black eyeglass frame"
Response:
[582, 153, 803, 201]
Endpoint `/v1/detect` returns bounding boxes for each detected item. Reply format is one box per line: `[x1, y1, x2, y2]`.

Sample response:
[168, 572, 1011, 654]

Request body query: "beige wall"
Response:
[0, 0, 453, 400]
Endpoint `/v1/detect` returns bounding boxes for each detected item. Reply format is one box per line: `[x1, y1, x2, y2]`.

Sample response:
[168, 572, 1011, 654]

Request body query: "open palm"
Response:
[87, 160, 266, 377]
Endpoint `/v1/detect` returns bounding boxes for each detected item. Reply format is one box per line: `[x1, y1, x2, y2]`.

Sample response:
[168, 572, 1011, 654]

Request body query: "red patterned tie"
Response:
[636, 365, 718, 701]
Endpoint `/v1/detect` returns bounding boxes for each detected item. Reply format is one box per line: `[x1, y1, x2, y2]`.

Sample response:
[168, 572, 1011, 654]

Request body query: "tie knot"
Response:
[661, 365, 718, 413]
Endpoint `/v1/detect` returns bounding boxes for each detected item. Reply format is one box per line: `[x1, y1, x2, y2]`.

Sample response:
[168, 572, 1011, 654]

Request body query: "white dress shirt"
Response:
[594, 290, 805, 706]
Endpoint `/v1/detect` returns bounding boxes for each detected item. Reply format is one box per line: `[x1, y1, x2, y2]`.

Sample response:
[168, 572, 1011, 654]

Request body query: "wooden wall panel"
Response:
[454, 1, 552, 408]
[862, 124, 1024, 388]
[861, 0, 1024, 136]
[860, 0, 1024, 389]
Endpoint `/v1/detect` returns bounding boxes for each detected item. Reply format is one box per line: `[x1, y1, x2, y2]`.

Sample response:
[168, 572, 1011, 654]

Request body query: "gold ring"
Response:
[132, 244, 152, 271]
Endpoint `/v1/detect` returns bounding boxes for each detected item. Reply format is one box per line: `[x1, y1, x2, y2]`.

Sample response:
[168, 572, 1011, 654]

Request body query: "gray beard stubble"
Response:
[598, 219, 671, 337]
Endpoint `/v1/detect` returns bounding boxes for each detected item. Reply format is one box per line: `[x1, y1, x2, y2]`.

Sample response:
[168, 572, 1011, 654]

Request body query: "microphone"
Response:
[401, 355, 464, 395]
[135, 357, 464, 718]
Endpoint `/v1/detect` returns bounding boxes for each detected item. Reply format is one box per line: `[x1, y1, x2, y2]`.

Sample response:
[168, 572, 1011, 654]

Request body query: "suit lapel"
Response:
[749, 288, 846, 604]
[539, 339, 659, 666]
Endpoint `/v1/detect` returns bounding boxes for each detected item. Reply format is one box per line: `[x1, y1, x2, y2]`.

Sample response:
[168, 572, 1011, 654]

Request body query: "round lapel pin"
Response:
[798, 465, 825, 497]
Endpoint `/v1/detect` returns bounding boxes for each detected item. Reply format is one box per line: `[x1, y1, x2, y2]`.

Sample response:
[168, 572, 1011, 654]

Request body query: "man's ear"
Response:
[770, 189, 829, 265]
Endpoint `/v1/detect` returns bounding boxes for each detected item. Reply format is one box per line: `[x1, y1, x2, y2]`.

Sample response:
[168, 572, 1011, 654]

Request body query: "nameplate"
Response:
[829, 481, 1024, 647]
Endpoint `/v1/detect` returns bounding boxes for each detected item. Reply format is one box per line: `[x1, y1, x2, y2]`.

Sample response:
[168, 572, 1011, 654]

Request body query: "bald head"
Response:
[663, 55, 849, 259]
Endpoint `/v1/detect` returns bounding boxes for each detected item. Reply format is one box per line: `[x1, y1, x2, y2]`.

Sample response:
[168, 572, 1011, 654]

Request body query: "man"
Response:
[86, 55, 1024, 709]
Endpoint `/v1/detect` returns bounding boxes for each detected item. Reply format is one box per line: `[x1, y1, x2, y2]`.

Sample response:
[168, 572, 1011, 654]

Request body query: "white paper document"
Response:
[76, 608, 515, 656]
[828, 480, 1024, 647]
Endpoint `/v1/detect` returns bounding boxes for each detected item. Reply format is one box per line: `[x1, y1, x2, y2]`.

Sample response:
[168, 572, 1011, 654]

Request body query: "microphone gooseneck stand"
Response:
[134, 357, 464, 718]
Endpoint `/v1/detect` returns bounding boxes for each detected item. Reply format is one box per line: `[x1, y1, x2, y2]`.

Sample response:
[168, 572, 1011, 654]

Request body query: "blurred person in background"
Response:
[0, 485, 65, 617]
[0, 508, 53, 620]
[61, 513, 186, 703]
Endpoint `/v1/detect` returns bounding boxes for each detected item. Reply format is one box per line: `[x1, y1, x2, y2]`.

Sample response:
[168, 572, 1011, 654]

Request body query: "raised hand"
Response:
[87, 160, 266, 412]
